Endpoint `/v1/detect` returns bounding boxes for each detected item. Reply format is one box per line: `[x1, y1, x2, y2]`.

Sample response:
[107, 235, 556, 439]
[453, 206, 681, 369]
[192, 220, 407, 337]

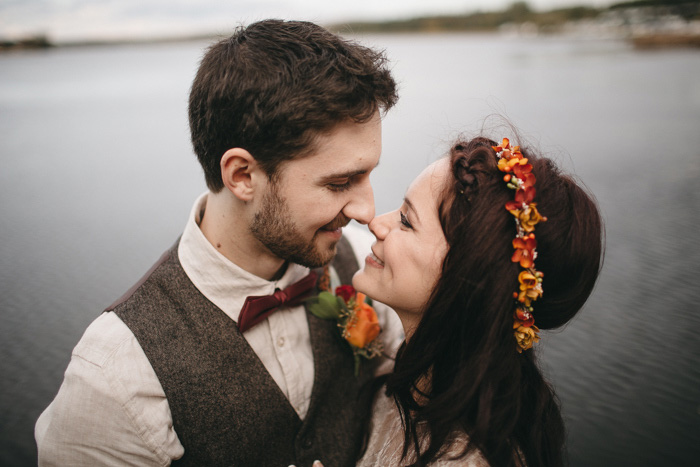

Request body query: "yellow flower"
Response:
[518, 203, 546, 233]
[497, 154, 528, 173]
[514, 325, 540, 353]
[518, 270, 538, 291]
[518, 288, 542, 308]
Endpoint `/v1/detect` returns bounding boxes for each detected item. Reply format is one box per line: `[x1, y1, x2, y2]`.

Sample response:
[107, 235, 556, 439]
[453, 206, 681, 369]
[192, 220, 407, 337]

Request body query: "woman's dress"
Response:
[357, 389, 489, 466]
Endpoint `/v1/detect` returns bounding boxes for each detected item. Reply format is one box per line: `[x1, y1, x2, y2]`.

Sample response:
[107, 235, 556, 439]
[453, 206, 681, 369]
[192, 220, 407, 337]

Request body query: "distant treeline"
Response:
[327, 0, 700, 33]
[0, 35, 52, 51]
[3, 0, 699, 51]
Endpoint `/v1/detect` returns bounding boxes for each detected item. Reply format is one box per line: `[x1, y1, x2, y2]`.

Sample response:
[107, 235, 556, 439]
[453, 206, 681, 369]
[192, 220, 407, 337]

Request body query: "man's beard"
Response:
[249, 186, 348, 268]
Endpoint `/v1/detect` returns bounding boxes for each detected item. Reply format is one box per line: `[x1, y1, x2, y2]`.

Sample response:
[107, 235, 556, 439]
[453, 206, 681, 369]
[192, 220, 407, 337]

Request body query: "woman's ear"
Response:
[220, 148, 258, 201]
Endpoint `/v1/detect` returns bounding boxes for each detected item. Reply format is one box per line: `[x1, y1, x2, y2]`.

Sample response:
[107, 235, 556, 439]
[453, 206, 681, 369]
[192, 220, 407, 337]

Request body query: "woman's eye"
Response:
[400, 211, 413, 229]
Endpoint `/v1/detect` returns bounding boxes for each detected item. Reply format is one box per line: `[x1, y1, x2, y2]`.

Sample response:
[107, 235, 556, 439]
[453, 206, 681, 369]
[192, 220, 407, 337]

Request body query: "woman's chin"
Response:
[352, 270, 374, 297]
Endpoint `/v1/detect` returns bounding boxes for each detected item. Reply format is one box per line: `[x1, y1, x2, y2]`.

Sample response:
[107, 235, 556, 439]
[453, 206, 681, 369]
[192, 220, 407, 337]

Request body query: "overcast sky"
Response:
[1, 0, 613, 42]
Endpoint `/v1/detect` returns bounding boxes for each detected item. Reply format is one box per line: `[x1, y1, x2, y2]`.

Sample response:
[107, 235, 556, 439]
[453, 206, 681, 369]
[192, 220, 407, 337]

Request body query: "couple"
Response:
[35, 19, 603, 467]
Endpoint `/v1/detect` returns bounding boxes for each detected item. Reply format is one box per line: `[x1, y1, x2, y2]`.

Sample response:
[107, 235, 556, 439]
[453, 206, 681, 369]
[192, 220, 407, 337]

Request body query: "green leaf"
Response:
[307, 292, 342, 320]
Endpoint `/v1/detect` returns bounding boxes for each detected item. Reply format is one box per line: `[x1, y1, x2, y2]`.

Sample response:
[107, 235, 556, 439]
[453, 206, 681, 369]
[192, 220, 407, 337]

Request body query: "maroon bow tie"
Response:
[237, 271, 318, 333]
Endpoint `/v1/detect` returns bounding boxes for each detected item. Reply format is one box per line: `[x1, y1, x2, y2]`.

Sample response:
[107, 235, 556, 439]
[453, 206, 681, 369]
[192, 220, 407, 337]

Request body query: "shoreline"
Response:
[3, 31, 700, 54]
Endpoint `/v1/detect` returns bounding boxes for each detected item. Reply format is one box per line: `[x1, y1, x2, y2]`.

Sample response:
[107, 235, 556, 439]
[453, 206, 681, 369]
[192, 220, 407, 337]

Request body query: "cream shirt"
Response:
[35, 192, 402, 466]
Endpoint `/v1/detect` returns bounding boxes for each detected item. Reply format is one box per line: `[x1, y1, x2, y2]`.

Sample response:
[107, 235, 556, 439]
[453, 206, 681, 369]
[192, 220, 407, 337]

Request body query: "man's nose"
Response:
[342, 179, 375, 225]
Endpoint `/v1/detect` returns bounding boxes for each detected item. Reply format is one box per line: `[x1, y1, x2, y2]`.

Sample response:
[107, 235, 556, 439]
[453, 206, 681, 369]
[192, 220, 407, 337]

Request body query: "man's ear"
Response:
[220, 148, 259, 201]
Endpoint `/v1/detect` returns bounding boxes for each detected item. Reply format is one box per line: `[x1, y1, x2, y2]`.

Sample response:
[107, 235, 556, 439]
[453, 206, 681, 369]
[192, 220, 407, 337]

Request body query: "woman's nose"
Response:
[368, 211, 393, 240]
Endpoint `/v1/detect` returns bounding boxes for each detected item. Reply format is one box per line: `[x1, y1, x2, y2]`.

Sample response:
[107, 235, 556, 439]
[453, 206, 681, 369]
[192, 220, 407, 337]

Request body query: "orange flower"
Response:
[514, 325, 540, 353]
[512, 236, 537, 268]
[492, 138, 520, 156]
[492, 137, 511, 153]
[344, 293, 380, 349]
[497, 153, 528, 172]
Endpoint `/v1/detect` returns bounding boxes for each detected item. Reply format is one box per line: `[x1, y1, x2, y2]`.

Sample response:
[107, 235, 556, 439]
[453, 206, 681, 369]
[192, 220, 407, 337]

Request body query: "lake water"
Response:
[1, 33, 699, 466]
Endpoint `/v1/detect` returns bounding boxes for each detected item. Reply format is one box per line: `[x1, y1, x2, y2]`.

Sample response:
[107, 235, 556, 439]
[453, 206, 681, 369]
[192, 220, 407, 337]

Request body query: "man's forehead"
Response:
[279, 151, 380, 179]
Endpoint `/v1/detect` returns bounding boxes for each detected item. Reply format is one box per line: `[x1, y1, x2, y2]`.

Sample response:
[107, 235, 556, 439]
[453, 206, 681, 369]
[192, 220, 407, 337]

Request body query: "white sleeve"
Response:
[35, 313, 184, 466]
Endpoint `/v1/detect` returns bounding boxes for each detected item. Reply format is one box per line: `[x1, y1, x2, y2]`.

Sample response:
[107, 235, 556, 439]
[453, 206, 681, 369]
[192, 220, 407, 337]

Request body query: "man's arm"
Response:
[36, 313, 183, 466]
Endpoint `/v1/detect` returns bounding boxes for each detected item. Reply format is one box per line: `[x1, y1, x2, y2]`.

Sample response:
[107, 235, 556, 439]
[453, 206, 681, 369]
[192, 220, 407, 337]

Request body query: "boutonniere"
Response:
[308, 285, 383, 376]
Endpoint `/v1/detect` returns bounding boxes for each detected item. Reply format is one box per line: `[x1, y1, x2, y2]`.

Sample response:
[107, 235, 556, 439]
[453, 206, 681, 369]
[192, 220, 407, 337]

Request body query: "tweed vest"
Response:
[109, 236, 376, 467]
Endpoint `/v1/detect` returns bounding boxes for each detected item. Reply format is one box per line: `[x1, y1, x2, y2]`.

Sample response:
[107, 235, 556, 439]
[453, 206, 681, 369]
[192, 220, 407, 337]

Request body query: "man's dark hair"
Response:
[188, 19, 398, 191]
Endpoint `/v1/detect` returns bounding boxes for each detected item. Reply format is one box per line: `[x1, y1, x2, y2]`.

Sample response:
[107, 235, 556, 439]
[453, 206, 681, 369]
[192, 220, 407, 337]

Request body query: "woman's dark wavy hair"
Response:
[188, 19, 398, 191]
[385, 137, 604, 466]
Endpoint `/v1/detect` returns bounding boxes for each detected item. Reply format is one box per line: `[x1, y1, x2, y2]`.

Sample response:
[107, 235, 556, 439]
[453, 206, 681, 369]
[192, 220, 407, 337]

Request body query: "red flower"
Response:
[513, 166, 536, 188]
[514, 308, 535, 327]
[334, 285, 356, 304]
[506, 186, 535, 209]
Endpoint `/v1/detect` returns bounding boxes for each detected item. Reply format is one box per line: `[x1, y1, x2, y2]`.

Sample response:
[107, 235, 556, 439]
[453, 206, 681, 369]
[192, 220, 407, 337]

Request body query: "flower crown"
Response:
[493, 138, 547, 353]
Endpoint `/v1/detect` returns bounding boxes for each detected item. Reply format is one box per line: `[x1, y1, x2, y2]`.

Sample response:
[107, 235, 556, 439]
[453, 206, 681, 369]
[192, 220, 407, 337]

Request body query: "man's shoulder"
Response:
[69, 312, 172, 427]
[36, 312, 182, 465]
[72, 312, 140, 367]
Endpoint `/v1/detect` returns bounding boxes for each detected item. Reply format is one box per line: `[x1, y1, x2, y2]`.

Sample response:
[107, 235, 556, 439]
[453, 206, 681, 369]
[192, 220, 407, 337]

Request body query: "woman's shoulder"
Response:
[431, 433, 490, 467]
[360, 389, 490, 467]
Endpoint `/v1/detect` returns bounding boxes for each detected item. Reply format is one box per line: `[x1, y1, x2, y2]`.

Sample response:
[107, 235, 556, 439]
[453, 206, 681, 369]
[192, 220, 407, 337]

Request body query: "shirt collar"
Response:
[178, 192, 311, 322]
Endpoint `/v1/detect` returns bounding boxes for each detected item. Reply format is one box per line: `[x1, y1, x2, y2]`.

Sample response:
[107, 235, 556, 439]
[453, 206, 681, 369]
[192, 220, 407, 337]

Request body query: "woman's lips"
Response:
[365, 251, 385, 268]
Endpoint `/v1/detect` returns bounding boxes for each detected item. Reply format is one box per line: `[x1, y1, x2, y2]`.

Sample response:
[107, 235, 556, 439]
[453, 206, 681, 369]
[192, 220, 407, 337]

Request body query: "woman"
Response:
[353, 136, 604, 466]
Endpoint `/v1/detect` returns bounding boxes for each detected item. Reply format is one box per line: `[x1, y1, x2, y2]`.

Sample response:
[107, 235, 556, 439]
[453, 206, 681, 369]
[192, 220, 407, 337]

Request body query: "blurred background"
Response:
[2, 1, 699, 466]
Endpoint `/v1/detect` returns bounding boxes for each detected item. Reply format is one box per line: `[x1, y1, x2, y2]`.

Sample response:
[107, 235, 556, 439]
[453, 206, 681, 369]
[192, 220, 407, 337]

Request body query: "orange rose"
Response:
[345, 293, 380, 349]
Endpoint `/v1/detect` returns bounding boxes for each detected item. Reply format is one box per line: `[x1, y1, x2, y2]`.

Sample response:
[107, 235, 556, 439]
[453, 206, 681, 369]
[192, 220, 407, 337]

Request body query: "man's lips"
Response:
[320, 218, 350, 232]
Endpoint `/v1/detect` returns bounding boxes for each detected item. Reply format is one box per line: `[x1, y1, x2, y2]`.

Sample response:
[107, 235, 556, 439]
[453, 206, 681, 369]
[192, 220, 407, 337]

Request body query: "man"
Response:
[35, 19, 400, 466]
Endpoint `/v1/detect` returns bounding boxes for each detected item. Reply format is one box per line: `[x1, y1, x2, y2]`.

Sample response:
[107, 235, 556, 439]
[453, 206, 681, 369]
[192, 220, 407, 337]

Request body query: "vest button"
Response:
[302, 437, 313, 449]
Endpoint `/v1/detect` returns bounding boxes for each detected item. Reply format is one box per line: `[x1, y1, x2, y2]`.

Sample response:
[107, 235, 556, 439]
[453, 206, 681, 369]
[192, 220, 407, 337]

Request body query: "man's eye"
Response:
[400, 211, 413, 229]
[328, 181, 351, 192]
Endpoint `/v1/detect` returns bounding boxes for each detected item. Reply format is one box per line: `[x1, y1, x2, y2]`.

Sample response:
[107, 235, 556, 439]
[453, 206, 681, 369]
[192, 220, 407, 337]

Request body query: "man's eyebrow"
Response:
[403, 196, 421, 224]
[319, 161, 380, 181]
[319, 169, 367, 181]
